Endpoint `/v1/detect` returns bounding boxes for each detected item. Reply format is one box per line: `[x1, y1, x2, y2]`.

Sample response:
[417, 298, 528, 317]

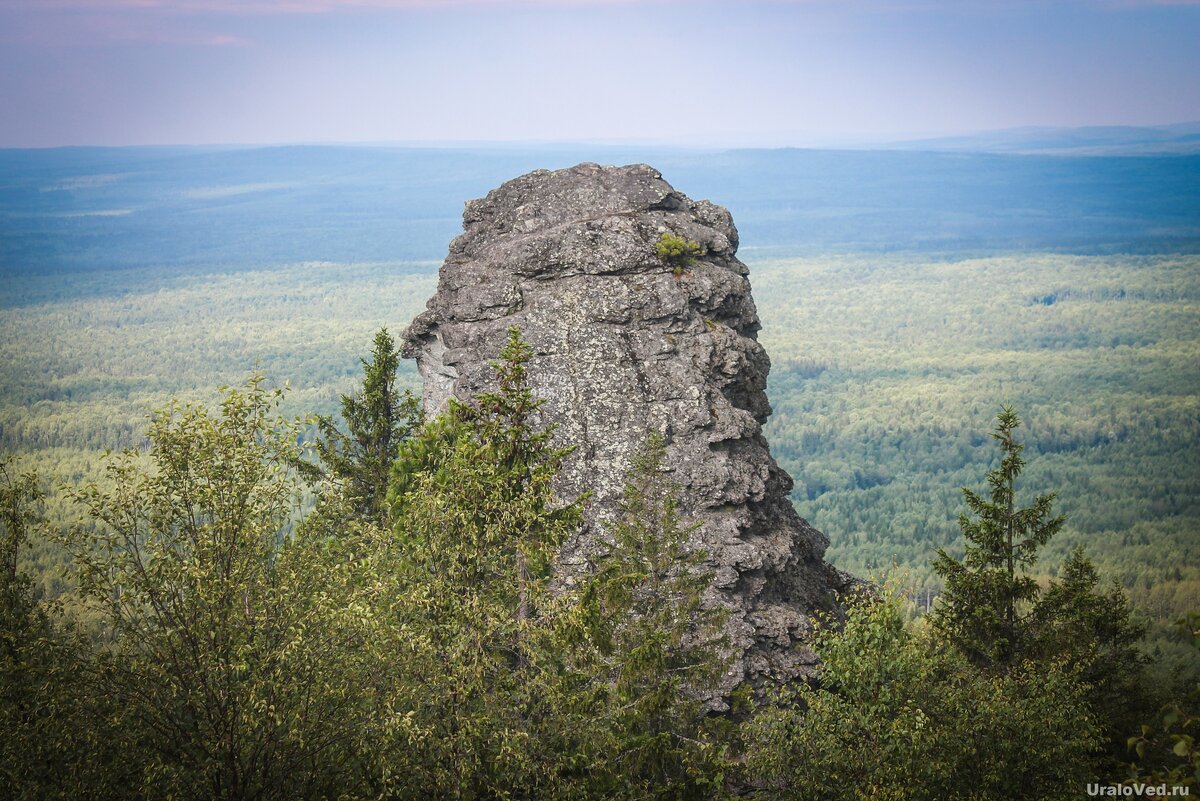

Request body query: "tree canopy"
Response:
[0, 335, 1183, 799]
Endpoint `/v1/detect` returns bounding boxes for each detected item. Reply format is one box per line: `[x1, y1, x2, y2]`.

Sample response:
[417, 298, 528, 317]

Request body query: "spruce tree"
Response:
[308, 327, 420, 526]
[930, 405, 1065, 667]
[381, 327, 585, 799]
[383, 370, 737, 798]
[571, 430, 732, 799]
[1033, 546, 1149, 769]
[931, 405, 1150, 774]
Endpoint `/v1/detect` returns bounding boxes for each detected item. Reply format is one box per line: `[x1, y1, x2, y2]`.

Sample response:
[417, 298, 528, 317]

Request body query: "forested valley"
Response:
[4, 322, 1196, 799]
[4, 251, 1196, 677]
[2, 145, 1198, 797]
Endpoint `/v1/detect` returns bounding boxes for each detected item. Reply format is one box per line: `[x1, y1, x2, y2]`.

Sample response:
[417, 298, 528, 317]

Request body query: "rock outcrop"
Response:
[403, 162, 853, 701]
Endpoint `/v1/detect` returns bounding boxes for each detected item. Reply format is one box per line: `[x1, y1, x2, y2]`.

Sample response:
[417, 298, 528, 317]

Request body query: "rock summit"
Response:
[404, 162, 854, 699]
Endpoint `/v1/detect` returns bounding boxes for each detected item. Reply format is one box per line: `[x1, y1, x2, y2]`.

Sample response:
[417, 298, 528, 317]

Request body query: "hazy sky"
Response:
[1, 0, 1198, 147]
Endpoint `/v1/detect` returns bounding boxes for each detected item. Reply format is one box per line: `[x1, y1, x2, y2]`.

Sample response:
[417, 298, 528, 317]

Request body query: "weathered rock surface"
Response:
[403, 162, 854, 701]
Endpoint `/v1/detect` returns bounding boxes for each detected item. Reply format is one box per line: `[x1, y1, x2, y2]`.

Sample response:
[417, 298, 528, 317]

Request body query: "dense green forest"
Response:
[3, 253, 1196, 666]
[4, 328, 1195, 799]
[756, 254, 1199, 603]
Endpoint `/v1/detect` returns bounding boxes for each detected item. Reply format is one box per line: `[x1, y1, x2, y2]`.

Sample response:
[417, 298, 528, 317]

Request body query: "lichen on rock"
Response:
[403, 162, 855, 702]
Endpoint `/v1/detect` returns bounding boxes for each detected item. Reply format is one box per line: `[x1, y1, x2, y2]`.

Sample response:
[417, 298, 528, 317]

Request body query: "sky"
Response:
[0, 0, 1198, 148]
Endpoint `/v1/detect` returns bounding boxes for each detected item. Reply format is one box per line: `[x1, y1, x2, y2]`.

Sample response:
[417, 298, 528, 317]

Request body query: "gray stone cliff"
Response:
[403, 163, 854, 700]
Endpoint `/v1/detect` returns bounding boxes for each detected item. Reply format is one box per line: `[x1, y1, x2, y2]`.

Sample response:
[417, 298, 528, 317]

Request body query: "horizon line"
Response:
[4, 120, 1200, 155]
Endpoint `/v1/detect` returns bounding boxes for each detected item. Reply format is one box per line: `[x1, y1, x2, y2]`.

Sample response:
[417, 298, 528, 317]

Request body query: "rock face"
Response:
[403, 163, 853, 700]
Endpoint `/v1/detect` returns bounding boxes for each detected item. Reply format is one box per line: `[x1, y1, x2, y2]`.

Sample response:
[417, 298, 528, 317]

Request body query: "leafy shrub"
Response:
[742, 590, 1102, 801]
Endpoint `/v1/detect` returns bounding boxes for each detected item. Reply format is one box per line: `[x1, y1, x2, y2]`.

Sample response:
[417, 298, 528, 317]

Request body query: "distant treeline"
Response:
[2, 146, 1199, 275]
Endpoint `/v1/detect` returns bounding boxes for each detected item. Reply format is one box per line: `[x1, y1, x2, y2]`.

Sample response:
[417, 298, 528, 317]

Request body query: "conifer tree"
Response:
[308, 327, 420, 526]
[931, 405, 1065, 667]
[570, 430, 732, 799]
[383, 357, 740, 798]
[1033, 546, 1149, 767]
[931, 406, 1150, 772]
[382, 327, 584, 798]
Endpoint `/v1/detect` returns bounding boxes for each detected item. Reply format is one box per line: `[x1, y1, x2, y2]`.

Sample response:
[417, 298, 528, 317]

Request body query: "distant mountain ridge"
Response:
[885, 122, 1200, 156]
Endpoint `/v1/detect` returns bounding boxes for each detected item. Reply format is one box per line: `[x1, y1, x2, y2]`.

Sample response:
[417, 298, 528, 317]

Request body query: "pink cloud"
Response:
[3, 0, 687, 11]
[68, 22, 252, 45]
[204, 33, 251, 44]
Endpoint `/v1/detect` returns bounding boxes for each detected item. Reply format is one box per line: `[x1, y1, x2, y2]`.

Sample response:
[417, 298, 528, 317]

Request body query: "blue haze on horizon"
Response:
[1, 0, 1198, 149]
